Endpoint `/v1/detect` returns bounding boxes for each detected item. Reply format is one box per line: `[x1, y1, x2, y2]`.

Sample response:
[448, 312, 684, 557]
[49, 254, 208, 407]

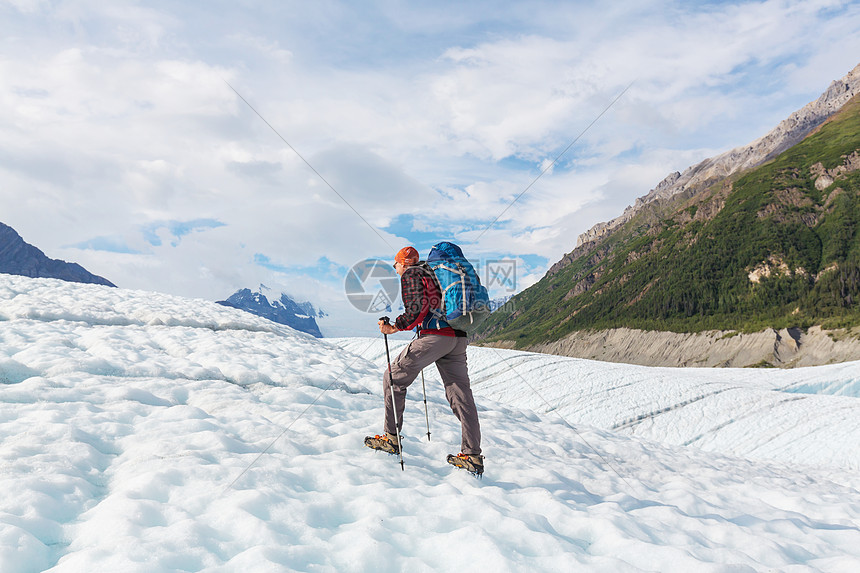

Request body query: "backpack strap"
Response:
[416, 262, 449, 329]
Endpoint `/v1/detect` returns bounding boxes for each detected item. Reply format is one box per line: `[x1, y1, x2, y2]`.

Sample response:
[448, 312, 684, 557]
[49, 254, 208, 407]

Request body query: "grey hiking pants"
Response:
[383, 334, 482, 456]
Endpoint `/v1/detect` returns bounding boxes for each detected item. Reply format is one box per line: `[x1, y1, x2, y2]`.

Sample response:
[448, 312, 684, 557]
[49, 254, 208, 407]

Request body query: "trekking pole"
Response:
[420, 369, 431, 441]
[380, 317, 405, 471]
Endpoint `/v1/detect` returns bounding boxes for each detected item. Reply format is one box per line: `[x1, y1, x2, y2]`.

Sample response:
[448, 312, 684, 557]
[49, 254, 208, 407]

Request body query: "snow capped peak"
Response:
[216, 288, 325, 337]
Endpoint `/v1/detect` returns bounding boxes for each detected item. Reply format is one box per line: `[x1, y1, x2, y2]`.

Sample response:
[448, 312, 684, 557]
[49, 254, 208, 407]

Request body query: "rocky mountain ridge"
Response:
[0, 222, 115, 287]
[577, 63, 860, 249]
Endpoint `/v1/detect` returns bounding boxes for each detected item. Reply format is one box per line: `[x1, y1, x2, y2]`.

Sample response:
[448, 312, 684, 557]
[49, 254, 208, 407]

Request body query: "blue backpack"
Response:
[425, 242, 491, 333]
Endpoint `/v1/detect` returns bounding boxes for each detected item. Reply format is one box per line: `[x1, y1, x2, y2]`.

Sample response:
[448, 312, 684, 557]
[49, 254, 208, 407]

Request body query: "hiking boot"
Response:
[364, 433, 401, 455]
[447, 453, 484, 476]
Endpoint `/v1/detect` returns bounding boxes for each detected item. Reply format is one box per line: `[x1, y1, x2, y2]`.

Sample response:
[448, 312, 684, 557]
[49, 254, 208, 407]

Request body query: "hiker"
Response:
[365, 246, 484, 475]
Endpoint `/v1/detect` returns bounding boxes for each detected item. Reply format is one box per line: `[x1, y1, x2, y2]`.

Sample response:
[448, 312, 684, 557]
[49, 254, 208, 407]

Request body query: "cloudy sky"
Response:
[2, 0, 859, 336]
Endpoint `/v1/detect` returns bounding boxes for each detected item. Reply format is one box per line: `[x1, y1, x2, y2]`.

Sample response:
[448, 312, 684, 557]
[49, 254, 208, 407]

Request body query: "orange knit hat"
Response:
[395, 246, 420, 265]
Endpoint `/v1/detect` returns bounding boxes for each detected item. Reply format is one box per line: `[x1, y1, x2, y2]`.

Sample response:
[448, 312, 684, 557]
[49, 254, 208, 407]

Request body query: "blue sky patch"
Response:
[143, 219, 226, 247]
[68, 236, 142, 254]
[381, 214, 449, 252]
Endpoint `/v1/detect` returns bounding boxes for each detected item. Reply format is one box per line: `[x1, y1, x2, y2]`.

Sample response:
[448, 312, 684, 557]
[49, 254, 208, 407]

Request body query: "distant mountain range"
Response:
[217, 288, 326, 338]
[476, 63, 860, 367]
[0, 222, 115, 287]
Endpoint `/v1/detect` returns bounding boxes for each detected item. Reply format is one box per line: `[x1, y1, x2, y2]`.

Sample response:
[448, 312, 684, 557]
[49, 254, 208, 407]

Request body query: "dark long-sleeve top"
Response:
[393, 264, 457, 336]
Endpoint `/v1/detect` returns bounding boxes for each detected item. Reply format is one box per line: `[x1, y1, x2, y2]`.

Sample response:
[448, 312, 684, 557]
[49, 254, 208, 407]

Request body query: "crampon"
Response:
[447, 453, 484, 477]
[364, 434, 401, 455]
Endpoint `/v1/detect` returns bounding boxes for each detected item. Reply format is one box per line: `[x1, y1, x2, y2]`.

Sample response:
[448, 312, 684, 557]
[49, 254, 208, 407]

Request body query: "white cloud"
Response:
[1, 0, 858, 334]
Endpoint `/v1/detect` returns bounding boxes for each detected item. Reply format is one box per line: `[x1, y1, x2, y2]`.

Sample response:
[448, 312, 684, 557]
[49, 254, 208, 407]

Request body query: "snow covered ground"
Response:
[335, 338, 860, 473]
[1, 274, 859, 572]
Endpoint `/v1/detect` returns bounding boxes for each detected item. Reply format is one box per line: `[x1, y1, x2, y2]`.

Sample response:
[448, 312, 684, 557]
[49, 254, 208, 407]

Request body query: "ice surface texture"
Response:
[1, 274, 859, 572]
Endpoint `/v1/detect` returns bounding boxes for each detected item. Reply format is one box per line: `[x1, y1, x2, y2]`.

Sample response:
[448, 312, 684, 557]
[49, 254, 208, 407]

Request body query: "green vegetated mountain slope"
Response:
[478, 94, 860, 348]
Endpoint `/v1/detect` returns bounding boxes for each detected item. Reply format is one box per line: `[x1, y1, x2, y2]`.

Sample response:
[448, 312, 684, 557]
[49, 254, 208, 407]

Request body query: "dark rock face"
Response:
[0, 222, 116, 287]
[217, 288, 325, 338]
